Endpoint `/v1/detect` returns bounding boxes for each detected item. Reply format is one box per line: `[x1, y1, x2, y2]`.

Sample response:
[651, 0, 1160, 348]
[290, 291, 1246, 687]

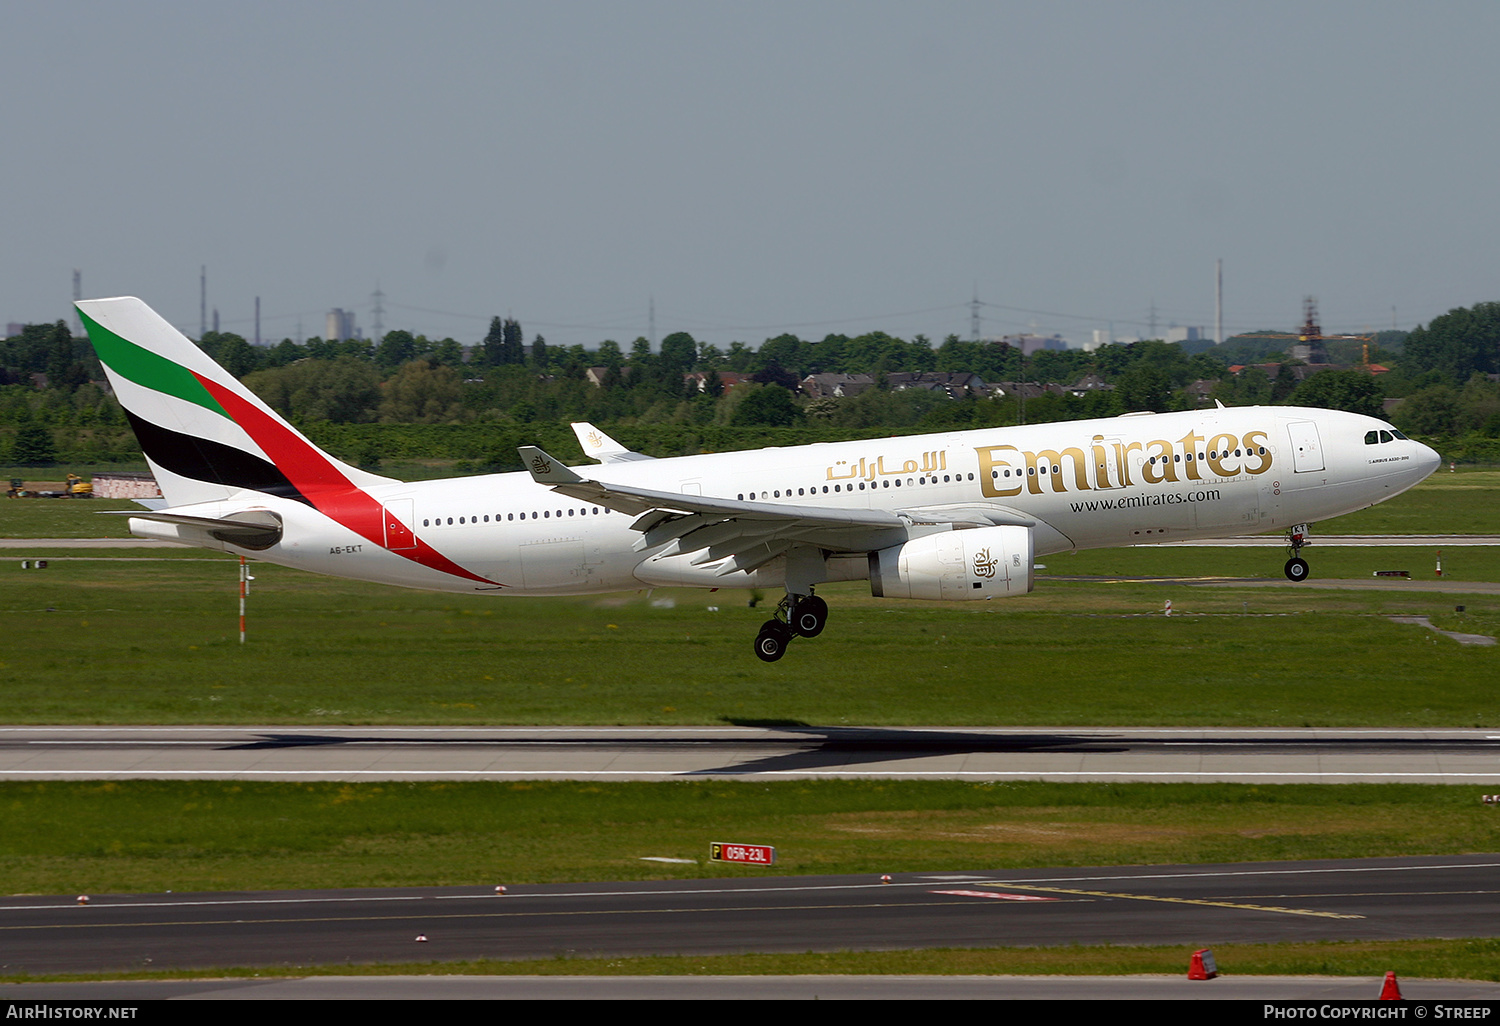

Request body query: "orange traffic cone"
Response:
[1188, 948, 1218, 979]
[1379, 971, 1402, 1000]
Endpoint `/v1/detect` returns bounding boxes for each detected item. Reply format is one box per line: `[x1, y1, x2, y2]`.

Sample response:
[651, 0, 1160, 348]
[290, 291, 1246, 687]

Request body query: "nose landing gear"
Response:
[1284, 523, 1311, 582]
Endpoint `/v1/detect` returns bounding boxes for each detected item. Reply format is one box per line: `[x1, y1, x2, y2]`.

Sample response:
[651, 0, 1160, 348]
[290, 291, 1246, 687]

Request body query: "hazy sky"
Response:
[6, 1, 1499, 349]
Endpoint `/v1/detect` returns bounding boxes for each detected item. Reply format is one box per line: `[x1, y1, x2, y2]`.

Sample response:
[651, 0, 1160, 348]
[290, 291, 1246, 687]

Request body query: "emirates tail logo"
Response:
[973, 547, 997, 578]
[587, 431, 603, 449]
[530, 454, 553, 476]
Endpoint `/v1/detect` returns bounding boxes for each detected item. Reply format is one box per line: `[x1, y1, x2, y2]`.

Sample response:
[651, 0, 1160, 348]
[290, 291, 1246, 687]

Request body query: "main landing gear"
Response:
[1284, 523, 1311, 582]
[753, 592, 829, 662]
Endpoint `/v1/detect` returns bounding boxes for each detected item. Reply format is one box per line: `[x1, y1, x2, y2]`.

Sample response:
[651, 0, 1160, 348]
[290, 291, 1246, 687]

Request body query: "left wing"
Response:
[519, 445, 911, 575]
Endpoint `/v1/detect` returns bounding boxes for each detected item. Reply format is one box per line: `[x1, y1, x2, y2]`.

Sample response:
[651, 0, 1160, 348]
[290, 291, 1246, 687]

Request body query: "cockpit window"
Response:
[1364, 431, 1378, 444]
[1380, 430, 1394, 443]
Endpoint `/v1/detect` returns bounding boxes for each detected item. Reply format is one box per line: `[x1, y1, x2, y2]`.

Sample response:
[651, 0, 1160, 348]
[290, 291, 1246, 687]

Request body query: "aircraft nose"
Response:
[1416, 440, 1442, 478]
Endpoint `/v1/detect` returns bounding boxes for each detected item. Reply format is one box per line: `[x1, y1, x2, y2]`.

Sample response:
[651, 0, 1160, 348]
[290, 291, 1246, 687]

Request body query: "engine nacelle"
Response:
[868, 525, 1034, 601]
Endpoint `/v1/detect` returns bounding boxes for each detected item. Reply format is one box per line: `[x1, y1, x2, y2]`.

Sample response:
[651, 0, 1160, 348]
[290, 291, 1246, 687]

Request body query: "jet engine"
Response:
[868, 524, 1033, 601]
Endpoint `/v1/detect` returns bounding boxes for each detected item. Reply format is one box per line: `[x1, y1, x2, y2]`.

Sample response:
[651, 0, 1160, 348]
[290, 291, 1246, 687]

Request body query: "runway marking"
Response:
[931, 890, 1058, 901]
[0, 881, 1015, 914]
[3, 862, 1494, 917]
[988, 884, 1364, 919]
[1223, 889, 1500, 900]
[21, 738, 1500, 748]
[19, 741, 726, 750]
[982, 861, 1500, 886]
[0, 898, 1081, 934]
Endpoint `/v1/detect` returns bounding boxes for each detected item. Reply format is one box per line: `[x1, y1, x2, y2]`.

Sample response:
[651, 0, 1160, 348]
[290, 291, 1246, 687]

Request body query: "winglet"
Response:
[571, 422, 656, 463]
[518, 446, 584, 485]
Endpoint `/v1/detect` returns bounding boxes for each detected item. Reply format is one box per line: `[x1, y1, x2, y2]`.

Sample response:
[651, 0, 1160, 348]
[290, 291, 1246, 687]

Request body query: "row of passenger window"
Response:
[991, 445, 1267, 478]
[737, 474, 977, 500]
[423, 507, 612, 527]
[1147, 446, 1266, 464]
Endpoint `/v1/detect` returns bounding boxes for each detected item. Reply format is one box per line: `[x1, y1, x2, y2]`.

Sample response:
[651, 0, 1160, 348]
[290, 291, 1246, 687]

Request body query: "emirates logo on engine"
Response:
[973, 547, 997, 578]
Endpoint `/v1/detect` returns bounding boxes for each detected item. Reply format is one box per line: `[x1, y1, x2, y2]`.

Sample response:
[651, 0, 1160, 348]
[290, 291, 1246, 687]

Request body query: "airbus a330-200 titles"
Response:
[77, 296, 1441, 661]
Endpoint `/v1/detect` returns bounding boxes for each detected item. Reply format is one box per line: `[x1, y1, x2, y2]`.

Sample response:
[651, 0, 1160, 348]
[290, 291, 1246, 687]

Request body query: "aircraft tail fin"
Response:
[77, 296, 395, 508]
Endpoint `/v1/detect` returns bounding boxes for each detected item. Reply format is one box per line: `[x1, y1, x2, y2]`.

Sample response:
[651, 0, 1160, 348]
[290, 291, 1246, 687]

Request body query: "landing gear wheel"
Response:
[754, 620, 792, 662]
[791, 595, 828, 638]
[1284, 557, 1309, 582]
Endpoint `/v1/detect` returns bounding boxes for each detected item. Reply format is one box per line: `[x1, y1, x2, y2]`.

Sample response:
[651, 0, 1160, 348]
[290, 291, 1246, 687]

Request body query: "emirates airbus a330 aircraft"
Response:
[78, 296, 1441, 661]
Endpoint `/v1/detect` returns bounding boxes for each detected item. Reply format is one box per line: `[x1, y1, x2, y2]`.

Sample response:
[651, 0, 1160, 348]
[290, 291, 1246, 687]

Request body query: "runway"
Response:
[4, 855, 1499, 977]
[3, 725, 1498, 783]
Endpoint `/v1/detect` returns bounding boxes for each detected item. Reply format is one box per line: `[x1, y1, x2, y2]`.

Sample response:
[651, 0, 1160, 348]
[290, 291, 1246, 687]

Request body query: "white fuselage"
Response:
[131, 406, 1440, 596]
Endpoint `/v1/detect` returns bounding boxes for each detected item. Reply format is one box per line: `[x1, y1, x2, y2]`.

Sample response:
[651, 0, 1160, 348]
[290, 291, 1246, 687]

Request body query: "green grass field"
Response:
[3, 780, 1496, 894]
[1319, 467, 1499, 535]
[0, 552, 1496, 725]
[2, 464, 1496, 980]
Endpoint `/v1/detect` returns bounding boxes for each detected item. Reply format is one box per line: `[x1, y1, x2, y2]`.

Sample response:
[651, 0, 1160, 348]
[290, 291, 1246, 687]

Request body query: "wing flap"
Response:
[894, 504, 1036, 527]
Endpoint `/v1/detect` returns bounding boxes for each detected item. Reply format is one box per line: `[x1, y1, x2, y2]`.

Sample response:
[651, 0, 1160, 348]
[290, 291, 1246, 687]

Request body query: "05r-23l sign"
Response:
[710, 842, 776, 866]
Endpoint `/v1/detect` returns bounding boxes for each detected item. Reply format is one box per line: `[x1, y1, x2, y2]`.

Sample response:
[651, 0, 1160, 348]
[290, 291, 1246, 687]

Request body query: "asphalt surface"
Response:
[3, 855, 1500, 978]
[4, 725, 1498, 783]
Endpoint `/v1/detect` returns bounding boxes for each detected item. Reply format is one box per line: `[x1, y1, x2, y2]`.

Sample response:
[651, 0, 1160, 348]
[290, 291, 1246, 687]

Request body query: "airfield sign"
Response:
[710, 842, 776, 866]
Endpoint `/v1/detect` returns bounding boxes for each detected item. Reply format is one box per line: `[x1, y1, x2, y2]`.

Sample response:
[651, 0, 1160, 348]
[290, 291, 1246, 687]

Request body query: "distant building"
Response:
[987, 381, 1050, 401]
[885, 371, 989, 399]
[1288, 339, 1328, 364]
[1162, 326, 1204, 345]
[684, 370, 750, 393]
[1000, 333, 1068, 356]
[800, 373, 876, 398]
[1066, 373, 1114, 396]
[325, 309, 358, 341]
[584, 366, 633, 388]
[90, 472, 162, 500]
[1183, 379, 1218, 405]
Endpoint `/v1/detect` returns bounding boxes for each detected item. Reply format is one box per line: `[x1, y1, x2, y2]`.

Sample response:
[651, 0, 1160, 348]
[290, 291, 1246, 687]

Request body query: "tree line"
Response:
[5, 301, 1500, 467]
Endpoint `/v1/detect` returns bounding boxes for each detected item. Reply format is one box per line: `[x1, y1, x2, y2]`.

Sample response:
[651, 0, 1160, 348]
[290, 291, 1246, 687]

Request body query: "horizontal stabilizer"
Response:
[102, 508, 284, 550]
